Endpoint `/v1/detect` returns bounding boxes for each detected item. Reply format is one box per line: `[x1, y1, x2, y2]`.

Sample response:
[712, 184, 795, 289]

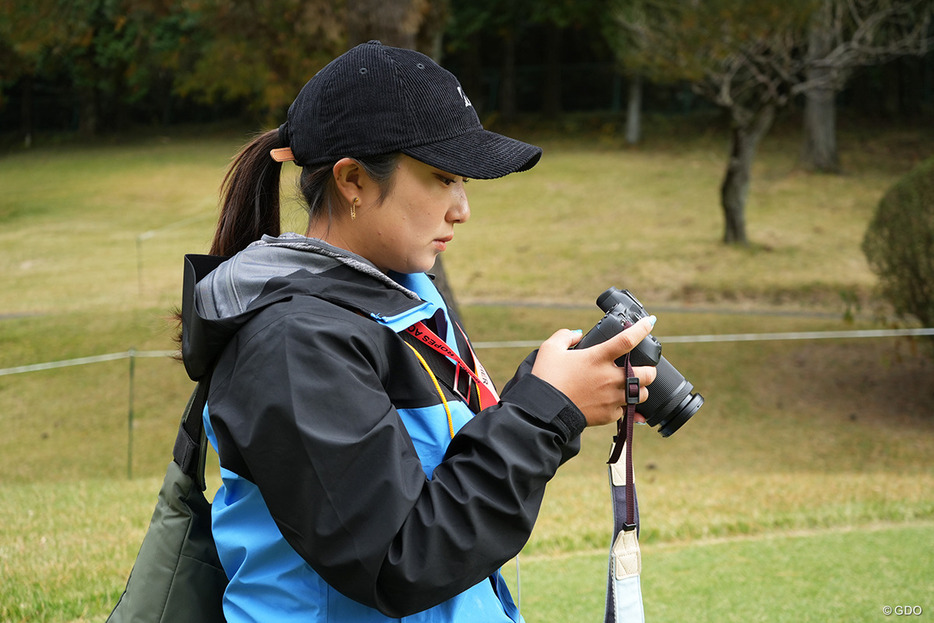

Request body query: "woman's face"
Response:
[341, 155, 471, 274]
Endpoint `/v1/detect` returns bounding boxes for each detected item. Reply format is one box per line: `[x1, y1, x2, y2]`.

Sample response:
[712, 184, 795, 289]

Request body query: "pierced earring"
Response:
[351, 197, 359, 221]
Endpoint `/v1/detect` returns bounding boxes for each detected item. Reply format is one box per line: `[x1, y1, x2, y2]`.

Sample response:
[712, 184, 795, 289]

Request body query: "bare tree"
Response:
[801, 0, 934, 172]
[609, 0, 932, 244]
[602, 2, 650, 145]
[625, 74, 643, 145]
[698, 34, 791, 245]
[611, 0, 816, 244]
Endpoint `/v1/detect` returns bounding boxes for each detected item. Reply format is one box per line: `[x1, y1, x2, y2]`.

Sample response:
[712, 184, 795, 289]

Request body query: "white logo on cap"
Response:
[457, 87, 472, 108]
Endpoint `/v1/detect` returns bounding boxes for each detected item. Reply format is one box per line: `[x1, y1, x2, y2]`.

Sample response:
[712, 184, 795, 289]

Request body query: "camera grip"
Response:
[576, 316, 624, 350]
[576, 313, 662, 367]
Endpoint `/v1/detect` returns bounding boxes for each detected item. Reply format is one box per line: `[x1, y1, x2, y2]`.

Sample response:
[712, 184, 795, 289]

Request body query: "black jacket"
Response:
[181, 235, 586, 617]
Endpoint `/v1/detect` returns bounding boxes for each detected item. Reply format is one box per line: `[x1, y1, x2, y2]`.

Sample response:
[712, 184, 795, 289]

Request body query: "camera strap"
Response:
[604, 351, 646, 623]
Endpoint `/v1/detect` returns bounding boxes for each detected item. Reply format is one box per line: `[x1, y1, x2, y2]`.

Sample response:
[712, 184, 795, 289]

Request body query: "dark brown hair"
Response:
[209, 130, 401, 257]
[210, 130, 282, 257]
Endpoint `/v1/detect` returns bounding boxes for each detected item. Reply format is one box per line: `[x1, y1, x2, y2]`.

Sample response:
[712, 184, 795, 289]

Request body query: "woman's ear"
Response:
[332, 158, 370, 205]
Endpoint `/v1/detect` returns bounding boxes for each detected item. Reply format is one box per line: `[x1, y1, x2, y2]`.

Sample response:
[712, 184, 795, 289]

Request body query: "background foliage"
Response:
[1, 0, 932, 137]
[862, 156, 934, 331]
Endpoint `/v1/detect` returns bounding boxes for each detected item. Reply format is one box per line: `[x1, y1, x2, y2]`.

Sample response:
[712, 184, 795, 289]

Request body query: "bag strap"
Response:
[604, 334, 646, 623]
[176, 254, 228, 492]
[172, 378, 211, 491]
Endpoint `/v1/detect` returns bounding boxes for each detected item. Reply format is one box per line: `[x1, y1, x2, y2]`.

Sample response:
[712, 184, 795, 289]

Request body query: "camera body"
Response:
[576, 287, 704, 437]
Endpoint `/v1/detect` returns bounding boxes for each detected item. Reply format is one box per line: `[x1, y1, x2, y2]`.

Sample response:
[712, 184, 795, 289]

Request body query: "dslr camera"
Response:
[576, 287, 704, 436]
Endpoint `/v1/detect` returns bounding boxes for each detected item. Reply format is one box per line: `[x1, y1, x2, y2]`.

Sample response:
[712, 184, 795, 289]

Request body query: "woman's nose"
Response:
[449, 188, 470, 224]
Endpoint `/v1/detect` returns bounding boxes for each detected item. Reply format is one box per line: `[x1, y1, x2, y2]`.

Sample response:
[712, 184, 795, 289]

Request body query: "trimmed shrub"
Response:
[862, 156, 934, 330]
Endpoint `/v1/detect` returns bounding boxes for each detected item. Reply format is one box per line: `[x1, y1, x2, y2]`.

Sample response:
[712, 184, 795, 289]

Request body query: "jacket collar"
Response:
[181, 235, 430, 381]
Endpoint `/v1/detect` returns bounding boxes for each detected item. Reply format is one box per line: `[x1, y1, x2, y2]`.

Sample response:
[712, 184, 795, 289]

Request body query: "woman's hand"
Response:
[530, 317, 658, 427]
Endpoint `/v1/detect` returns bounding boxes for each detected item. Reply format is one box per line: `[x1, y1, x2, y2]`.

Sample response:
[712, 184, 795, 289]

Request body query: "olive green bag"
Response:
[106, 380, 228, 622]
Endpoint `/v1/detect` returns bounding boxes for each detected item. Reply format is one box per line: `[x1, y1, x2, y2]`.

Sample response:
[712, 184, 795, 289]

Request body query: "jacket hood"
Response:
[181, 234, 425, 381]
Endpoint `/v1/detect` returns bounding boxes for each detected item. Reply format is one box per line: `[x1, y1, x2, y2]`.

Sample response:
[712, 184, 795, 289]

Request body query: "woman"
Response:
[182, 41, 657, 622]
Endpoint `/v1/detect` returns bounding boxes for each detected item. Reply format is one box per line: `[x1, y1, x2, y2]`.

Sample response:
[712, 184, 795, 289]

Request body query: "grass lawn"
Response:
[1, 117, 932, 621]
[508, 521, 934, 622]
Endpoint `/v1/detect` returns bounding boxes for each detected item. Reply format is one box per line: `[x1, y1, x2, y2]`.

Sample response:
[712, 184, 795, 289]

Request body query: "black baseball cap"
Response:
[271, 41, 542, 180]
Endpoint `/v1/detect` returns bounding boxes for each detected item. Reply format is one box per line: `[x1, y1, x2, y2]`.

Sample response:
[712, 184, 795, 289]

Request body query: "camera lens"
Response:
[654, 391, 704, 437]
[638, 355, 704, 437]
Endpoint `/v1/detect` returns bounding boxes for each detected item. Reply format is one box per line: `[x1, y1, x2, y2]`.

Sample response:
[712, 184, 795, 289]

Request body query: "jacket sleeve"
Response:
[207, 305, 586, 617]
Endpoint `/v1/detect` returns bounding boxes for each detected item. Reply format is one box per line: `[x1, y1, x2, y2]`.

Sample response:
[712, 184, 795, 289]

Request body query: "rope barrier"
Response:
[0, 350, 177, 377]
[471, 327, 934, 349]
[2, 328, 929, 480]
[660, 327, 934, 344]
[2, 328, 931, 376]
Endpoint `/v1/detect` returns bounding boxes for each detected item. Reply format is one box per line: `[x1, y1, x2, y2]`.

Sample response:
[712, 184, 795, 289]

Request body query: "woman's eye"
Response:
[436, 175, 468, 186]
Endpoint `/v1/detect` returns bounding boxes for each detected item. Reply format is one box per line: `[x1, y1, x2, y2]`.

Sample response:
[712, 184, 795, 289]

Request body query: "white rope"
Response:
[0, 350, 177, 377]
[2, 328, 932, 376]
[661, 327, 934, 344]
[471, 328, 934, 349]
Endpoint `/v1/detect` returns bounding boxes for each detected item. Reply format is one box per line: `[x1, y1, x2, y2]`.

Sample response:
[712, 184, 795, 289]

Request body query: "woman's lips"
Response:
[434, 235, 453, 251]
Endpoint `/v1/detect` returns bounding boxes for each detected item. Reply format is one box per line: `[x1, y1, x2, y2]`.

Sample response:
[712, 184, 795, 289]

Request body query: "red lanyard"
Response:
[405, 321, 500, 410]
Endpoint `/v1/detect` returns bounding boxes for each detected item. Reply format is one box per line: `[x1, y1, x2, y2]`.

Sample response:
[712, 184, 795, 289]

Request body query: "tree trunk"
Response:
[76, 85, 99, 136]
[720, 104, 775, 245]
[801, 0, 841, 173]
[415, 0, 448, 61]
[625, 74, 643, 145]
[21, 74, 33, 148]
[802, 87, 840, 172]
[345, 0, 422, 48]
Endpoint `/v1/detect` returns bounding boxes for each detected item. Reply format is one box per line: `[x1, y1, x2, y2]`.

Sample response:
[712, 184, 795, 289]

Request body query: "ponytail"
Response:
[211, 129, 403, 256]
[210, 129, 283, 257]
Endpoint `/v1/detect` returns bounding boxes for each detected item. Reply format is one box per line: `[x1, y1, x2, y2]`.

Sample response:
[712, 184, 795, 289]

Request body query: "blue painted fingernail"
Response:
[571, 329, 583, 335]
[648, 315, 657, 326]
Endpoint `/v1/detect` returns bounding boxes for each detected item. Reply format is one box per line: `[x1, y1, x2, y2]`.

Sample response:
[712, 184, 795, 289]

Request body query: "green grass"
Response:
[447, 118, 928, 309]
[1, 119, 932, 621]
[506, 522, 934, 622]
